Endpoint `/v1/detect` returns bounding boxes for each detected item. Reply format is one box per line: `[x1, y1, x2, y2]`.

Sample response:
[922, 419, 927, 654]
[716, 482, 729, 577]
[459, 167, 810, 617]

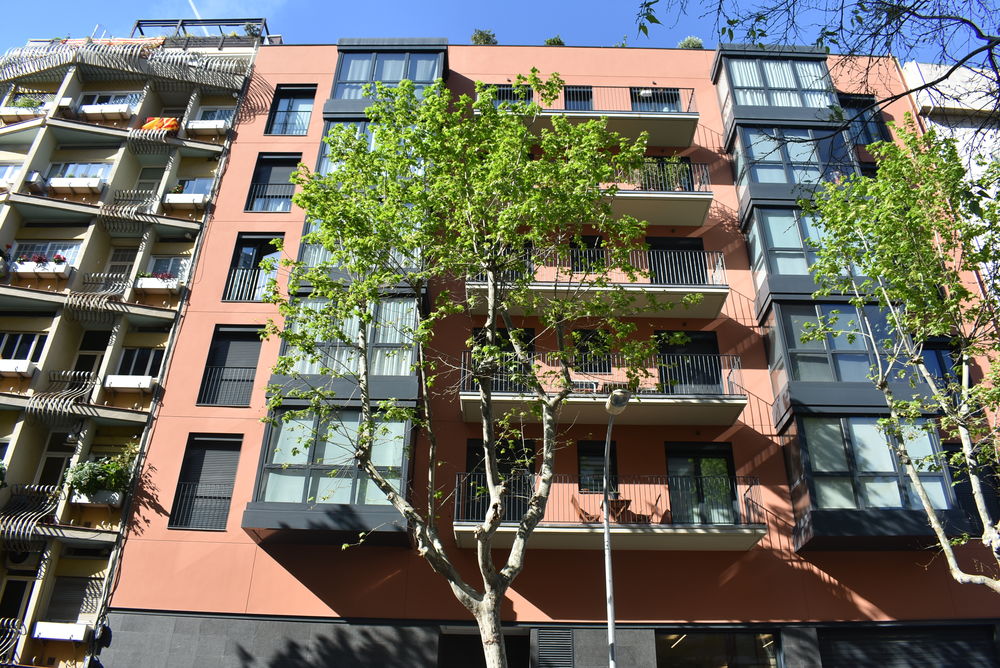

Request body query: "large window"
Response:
[734, 126, 852, 186]
[12, 240, 82, 265]
[265, 85, 316, 135]
[261, 411, 406, 505]
[45, 163, 112, 180]
[578, 440, 616, 493]
[245, 154, 299, 212]
[168, 435, 241, 530]
[222, 234, 281, 302]
[802, 416, 951, 510]
[727, 57, 834, 108]
[334, 51, 441, 99]
[655, 630, 777, 667]
[316, 121, 375, 175]
[838, 94, 890, 146]
[778, 303, 889, 382]
[746, 207, 822, 286]
[291, 298, 417, 376]
[196, 326, 262, 406]
[78, 91, 142, 107]
[117, 348, 164, 376]
[0, 332, 46, 362]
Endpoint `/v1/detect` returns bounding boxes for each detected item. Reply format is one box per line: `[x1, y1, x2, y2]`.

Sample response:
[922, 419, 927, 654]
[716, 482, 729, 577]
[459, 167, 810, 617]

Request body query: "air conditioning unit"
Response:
[6, 550, 41, 571]
[24, 171, 46, 193]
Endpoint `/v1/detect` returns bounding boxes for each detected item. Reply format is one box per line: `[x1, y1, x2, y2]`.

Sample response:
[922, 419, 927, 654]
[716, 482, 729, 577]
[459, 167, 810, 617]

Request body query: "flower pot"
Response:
[70, 489, 123, 507]
[12, 261, 72, 279]
[134, 277, 183, 294]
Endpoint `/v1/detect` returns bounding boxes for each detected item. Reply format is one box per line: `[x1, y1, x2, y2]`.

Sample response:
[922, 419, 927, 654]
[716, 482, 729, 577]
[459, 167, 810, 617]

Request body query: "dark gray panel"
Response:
[783, 626, 822, 668]
[572, 628, 655, 668]
[101, 613, 439, 668]
[818, 626, 1000, 668]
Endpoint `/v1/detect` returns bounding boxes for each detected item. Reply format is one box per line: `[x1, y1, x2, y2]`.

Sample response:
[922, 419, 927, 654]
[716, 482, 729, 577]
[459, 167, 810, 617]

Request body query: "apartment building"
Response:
[0, 18, 269, 667]
[79, 35, 1000, 668]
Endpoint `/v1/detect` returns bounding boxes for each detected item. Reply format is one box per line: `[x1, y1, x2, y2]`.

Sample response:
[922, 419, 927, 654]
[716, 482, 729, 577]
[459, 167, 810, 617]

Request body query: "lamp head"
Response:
[605, 389, 631, 416]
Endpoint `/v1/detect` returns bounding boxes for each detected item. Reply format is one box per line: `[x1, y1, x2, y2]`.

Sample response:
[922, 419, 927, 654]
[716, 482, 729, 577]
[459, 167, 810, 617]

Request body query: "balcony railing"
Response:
[454, 473, 763, 527]
[0, 617, 25, 663]
[0, 484, 60, 552]
[245, 183, 294, 212]
[167, 482, 233, 530]
[469, 249, 726, 287]
[265, 110, 311, 135]
[490, 85, 696, 114]
[196, 366, 255, 406]
[618, 161, 711, 192]
[460, 351, 743, 396]
[222, 267, 274, 301]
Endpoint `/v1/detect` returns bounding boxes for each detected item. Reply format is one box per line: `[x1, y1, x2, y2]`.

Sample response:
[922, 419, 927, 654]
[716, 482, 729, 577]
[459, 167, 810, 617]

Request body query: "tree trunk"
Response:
[474, 597, 508, 668]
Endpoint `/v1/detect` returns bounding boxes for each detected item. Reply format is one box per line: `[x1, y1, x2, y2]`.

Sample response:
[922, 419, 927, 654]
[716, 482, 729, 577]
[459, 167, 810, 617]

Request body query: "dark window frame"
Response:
[264, 84, 317, 136]
[333, 51, 442, 100]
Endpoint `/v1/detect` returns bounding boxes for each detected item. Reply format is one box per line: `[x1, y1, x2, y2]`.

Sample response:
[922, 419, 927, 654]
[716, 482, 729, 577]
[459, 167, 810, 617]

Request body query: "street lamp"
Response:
[603, 389, 630, 668]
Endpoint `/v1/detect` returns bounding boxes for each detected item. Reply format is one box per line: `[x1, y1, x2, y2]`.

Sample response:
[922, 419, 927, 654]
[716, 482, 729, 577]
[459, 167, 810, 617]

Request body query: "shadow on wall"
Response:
[127, 463, 169, 536]
[234, 624, 438, 668]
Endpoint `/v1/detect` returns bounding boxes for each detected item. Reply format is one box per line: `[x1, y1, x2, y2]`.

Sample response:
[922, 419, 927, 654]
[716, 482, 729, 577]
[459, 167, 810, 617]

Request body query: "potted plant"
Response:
[13, 253, 71, 279]
[65, 444, 136, 507]
[11, 96, 41, 109]
[134, 270, 182, 294]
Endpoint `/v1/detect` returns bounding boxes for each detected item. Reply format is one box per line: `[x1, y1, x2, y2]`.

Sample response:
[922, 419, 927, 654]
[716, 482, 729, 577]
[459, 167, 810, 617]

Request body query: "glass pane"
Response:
[372, 421, 405, 467]
[341, 53, 372, 80]
[814, 477, 857, 508]
[790, 353, 835, 381]
[821, 306, 865, 349]
[318, 418, 358, 465]
[407, 53, 438, 81]
[903, 427, 935, 469]
[752, 164, 788, 183]
[803, 418, 848, 471]
[728, 59, 763, 87]
[374, 53, 406, 82]
[373, 299, 417, 344]
[783, 129, 818, 163]
[862, 478, 903, 507]
[334, 83, 366, 100]
[760, 209, 800, 248]
[271, 416, 313, 465]
[359, 470, 399, 505]
[761, 60, 795, 88]
[849, 418, 895, 471]
[783, 307, 823, 349]
[795, 60, 828, 90]
[263, 470, 306, 502]
[311, 471, 354, 504]
[833, 353, 871, 381]
[771, 251, 809, 275]
[911, 477, 949, 509]
[745, 129, 782, 160]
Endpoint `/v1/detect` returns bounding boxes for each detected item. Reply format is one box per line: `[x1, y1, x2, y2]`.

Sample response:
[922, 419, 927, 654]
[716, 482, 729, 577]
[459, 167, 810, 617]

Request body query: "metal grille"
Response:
[245, 183, 294, 212]
[0, 485, 60, 552]
[167, 482, 233, 530]
[222, 267, 273, 302]
[0, 618, 25, 664]
[537, 628, 574, 668]
[624, 160, 711, 192]
[25, 371, 98, 420]
[196, 366, 255, 406]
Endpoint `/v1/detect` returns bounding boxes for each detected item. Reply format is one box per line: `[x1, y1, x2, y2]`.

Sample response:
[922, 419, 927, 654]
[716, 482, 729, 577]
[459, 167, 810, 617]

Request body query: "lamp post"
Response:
[603, 389, 630, 668]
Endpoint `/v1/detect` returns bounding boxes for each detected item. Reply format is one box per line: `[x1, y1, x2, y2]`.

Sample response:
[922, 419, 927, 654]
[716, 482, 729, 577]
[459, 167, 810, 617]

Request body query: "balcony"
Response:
[197, 366, 255, 406]
[453, 472, 766, 550]
[265, 110, 311, 136]
[222, 267, 273, 302]
[465, 249, 729, 319]
[610, 161, 713, 227]
[459, 352, 746, 425]
[103, 374, 157, 393]
[533, 86, 698, 146]
[245, 183, 294, 212]
[0, 95, 54, 123]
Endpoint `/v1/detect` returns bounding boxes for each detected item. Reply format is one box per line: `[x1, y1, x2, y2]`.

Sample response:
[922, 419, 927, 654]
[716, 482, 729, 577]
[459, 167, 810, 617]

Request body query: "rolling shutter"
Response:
[818, 627, 999, 668]
[168, 436, 241, 530]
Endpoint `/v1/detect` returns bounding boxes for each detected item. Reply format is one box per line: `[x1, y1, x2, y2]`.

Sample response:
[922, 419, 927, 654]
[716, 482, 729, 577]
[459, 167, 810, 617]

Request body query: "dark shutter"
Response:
[537, 628, 574, 668]
[168, 436, 241, 530]
[198, 327, 261, 406]
[818, 627, 1000, 668]
[45, 577, 102, 622]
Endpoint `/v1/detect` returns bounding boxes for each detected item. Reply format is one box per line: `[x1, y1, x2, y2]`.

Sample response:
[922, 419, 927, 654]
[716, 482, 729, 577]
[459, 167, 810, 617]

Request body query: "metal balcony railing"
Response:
[167, 482, 233, 530]
[265, 110, 311, 135]
[469, 249, 726, 287]
[222, 267, 274, 301]
[0, 484, 60, 552]
[618, 161, 711, 192]
[487, 85, 696, 114]
[459, 351, 744, 396]
[245, 183, 294, 212]
[25, 371, 99, 420]
[196, 366, 255, 406]
[454, 472, 763, 527]
[0, 617, 25, 663]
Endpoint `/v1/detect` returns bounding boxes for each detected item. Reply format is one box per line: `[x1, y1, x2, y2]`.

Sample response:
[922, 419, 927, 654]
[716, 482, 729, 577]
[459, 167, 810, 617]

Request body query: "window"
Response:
[488, 84, 533, 107]
[117, 348, 164, 376]
[12, 240, 81, 265]
[265, 85, 316, 135]
[746, 207, 823, 285]
[666, 445, 737, 524]
[0, 332, 46, 362]
[291, 298, 417, 376]
[300, 219, 333, 267]
[223, 234, 281, 302]
[44, 577, 102, 623]
[147, 255, 190, 280]
[629, 87, 681, 112]
[838, 94, 890, 146]
[168, 435, 241, 530]
[727, 57, 834, 108]
[655, 630, 777, 667]
[196, 327, 262, 406]
[245, 154, 299, 212]
[334, 51, 441, 100]
[261, 411, 406, 505]
[779, 304, 889, 383]
[316, 121, 375, 175]
[0, 163, 20, 184]
[175, 177, 213, 195]
[197, 107, 235, 121]
[564, 85, 592, 110]
[78, 92, 142, 107]
[578, 440, 616, 493]
[735, 126, 852, 186]
[46, 163, 111, 180]
[802, 416, 951, 510]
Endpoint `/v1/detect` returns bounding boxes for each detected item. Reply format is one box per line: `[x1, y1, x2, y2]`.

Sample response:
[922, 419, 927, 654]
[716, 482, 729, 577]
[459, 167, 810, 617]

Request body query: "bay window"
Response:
[726, 57, 835, 107]
[734, 126, 852, 186]
[334, 51, 440, 100]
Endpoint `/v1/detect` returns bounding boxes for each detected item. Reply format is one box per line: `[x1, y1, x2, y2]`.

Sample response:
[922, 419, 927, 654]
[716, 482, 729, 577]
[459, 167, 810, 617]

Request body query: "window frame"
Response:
[0, 332, 47, 363]
[725, 57, 835, 108]
[838, 94, 891, 146]
[333, 51, 442, 100]
[264, 85, 317, 136]
[78, 91, 142, 107]
[12, 240, 82, 266]
[747, 206, 824, 283]
[735, 126, 853, 187]
[778, 303, 888, 383]
[117, 347, 165, 377]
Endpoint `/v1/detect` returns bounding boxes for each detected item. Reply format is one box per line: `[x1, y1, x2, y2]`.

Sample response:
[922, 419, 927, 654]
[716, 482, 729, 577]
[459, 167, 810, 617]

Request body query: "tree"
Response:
[471, 29, 498, 45]
[544, 35, 565, 46]
[676, 35, 704, 49]
[266, 74, 669, 667]
[804, 117, 1000, 593]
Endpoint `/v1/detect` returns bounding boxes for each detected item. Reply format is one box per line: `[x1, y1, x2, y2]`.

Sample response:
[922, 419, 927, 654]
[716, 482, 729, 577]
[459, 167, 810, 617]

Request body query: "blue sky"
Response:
[0, 0, 713, 52]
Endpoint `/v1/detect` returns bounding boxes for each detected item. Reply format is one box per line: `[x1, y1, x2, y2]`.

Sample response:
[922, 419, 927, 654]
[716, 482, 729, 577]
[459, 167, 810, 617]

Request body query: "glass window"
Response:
[79, 92, 142, 107]
[655, 631, 777, 667]
[117, 348, 164, 376]
[0, 332, 47, 362]
[334, 51, 441, 99]
[316, 121, 375, 175]
[12, 240, 82, 265]
[802, 416, 951, 510]
[46, 163, 112, 180]
[726, 57, 835, 108]
[265, 85, 316, 135]
[0, 163, 20, 183]
[261, 411, 407, 506]
[735, 126, 852, 187]
[147, 256, 189, 280]
[779, 303, 886, 383]
[197, 107, 235, 122]
[838, 94, 890, 146]
[578, 440, 616, 493]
